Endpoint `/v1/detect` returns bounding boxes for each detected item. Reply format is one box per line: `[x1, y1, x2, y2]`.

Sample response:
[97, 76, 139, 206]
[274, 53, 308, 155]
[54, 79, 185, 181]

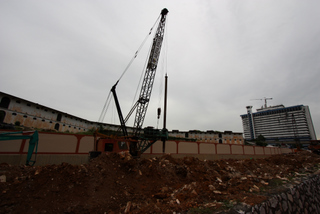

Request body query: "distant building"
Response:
[240, 104, 317, 143]
[170, 130, 244, 145]
[0, 91, 116, 133]
[1, 91, 243, 144]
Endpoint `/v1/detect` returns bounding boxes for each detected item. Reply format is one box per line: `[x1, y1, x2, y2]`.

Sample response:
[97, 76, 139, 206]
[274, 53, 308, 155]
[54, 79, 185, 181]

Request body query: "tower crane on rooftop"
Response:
[251, 97, 273, 108]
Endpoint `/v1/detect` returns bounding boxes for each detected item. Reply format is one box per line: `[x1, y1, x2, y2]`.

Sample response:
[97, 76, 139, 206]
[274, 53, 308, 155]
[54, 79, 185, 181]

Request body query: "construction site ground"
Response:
[1, 151, 320, 214]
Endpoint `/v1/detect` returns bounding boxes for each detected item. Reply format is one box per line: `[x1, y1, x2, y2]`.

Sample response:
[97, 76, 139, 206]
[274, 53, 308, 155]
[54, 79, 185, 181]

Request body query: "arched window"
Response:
[54, 123, 60, 131]
[219, 139, 222, 144]
[0, 97, 10, 109]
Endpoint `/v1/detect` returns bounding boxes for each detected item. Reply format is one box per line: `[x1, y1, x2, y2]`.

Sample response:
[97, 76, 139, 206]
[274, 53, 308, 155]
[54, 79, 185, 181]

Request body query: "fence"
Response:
[142, 140, 293, 160]
[0, 131, 293, 165]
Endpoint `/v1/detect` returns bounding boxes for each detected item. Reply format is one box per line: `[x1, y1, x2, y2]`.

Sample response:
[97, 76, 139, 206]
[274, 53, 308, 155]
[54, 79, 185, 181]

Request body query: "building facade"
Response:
[240, 105, 317, 143]
[1, 91, 244, 143]
[0, 91, 117, 133]
[170, 130, 244, 144]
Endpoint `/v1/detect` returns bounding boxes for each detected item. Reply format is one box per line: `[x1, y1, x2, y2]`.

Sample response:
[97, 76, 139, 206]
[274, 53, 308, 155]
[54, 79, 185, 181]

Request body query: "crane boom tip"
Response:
[161, 8, 169, 16]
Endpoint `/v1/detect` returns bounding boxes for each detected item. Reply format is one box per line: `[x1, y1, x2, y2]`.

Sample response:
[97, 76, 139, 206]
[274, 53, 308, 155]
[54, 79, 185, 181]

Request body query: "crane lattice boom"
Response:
[133, 8, 168, 135]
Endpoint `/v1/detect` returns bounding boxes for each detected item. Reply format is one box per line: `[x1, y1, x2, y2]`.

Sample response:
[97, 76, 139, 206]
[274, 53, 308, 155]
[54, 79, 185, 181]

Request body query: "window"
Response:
[0, 110, 5, 123]
[54, 123, 60, 131]
[105, 143, 114, 152]
[118, 141, 128, 150]
[57, 113, 62, 122]
[0, 97, 10, 108]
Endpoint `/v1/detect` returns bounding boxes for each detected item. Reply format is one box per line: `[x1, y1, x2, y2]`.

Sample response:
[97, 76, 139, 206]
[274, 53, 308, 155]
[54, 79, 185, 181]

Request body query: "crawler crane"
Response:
[90, 8, 169, 158]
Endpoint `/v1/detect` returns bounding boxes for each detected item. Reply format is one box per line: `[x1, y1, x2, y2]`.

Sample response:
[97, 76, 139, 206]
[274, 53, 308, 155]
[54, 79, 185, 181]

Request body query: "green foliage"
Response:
[77, 127, 96, 135]
[269, 178, 284, 187]
[244, 140, 251, 145]
[255, 134, 268, 147]
[222, 200, 235, 209]
[189, 207, 213, 214]
[168, 136, 197, 142]
[99, 129, 122, 136]
[76, 127, 98, 135]
[99, 124, 104, 132]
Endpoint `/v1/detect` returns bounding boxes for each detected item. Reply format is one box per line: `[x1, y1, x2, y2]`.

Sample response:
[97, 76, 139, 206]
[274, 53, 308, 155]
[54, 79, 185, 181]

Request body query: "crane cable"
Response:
[98, 91, 112, 122]
[118, 15, 160, 82]
[131, 34, 155, 109]
[98, 14, 161, 123]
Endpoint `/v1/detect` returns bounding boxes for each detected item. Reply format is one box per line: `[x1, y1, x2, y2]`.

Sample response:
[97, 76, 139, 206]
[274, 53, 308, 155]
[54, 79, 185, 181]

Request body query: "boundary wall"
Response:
[142, 141, 293, 160]
[0, 131, 293, 165]
[0, 131, 93, 165]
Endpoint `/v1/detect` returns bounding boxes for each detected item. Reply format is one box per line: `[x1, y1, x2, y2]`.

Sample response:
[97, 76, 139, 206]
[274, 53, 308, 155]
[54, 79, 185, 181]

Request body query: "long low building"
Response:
[240, 104, 317, 143]
[1, 91, 243, 143]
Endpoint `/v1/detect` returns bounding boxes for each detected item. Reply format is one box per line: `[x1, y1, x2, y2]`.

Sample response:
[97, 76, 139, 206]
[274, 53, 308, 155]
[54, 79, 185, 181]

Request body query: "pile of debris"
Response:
[1, 151, 320, 213]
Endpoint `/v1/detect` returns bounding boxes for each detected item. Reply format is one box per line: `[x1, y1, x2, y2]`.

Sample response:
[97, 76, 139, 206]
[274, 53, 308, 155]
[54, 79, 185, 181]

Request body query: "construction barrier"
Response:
[142, 141, 293, 160]
[0, 131, 293, 165]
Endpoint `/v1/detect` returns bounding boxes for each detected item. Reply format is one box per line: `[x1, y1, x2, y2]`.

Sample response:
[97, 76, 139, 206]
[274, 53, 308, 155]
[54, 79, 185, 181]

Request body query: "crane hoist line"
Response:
[91, 8, 169, 158]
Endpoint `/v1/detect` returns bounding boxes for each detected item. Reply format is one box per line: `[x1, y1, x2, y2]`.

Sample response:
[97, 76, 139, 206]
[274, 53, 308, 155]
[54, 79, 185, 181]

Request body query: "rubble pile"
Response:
[1, 151, 320, 213]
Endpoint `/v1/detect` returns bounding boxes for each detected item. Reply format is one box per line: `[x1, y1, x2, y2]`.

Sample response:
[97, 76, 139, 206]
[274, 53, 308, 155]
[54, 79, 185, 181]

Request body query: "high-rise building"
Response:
[240, 104, 317, 143]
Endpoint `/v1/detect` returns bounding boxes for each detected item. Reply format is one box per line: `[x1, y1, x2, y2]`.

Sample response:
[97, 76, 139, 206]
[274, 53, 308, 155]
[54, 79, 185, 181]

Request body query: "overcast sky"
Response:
[1, 0, 320, 139]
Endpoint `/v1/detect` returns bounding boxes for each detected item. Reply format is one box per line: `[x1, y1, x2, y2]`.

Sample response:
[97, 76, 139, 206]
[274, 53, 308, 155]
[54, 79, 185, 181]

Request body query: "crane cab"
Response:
[89, 131, 134, 159]
[96, 138, 129, 154]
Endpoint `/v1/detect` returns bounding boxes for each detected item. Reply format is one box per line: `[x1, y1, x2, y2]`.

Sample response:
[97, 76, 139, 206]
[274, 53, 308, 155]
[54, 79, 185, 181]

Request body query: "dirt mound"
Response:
[1, 152, 320, 213]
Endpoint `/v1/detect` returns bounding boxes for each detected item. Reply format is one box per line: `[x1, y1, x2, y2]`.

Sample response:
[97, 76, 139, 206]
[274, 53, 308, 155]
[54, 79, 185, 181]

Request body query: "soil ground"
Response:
[1, 151, 320, 214]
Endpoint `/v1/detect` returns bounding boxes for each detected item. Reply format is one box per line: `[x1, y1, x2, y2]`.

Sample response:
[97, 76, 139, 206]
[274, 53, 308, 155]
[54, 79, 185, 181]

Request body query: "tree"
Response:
[255, 135, 267, 147]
